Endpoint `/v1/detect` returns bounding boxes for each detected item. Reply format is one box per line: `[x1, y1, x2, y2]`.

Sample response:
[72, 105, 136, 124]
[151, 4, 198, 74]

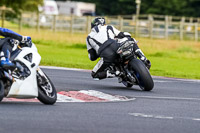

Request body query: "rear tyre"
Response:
[129, 59, 154, 91]
[37, 69, 57, 105]
[0, 81, 4, 102]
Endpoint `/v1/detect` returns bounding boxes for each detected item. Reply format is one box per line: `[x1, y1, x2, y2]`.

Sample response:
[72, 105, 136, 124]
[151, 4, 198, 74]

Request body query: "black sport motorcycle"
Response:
[109, 40, 154, 91]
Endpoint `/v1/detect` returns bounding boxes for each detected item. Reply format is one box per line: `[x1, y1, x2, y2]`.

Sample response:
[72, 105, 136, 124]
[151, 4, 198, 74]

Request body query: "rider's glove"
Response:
[21, 36, 31, 43]
[21, 36, 32, 47]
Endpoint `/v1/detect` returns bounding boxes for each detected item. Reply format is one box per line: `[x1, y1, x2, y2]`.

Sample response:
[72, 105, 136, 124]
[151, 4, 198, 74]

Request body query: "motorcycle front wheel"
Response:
[37, 68, 57, 105]
[129, 58, 154, 91]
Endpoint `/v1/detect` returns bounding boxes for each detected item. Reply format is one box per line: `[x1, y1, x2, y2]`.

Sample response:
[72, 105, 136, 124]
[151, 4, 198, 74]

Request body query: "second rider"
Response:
[86, 17, 151, 80]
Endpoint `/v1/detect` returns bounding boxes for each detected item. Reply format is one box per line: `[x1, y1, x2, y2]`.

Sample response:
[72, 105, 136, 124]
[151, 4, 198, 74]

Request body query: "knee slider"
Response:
[91, 71, 97, 78]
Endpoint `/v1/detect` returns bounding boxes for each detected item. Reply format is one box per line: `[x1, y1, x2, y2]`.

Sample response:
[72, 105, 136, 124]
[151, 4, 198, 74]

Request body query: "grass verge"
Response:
[2, 26, 200, 79]
[34, 36, 200, 79]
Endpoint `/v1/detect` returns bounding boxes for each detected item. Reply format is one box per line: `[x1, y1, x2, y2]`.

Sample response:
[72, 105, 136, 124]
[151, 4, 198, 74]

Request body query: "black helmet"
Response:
[91, 17, 106, 29]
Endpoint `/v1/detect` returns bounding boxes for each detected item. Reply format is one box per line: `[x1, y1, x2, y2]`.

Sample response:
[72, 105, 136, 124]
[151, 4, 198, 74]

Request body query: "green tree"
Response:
[57, 0, 136, 15]
[141, 0, 187, 16]
[56, 0, 200, 17]
[0, 0, 44, 15]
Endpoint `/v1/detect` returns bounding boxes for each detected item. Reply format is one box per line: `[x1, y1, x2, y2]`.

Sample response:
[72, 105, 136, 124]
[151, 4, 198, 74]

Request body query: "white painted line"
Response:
[152, 76, 200, 82]
[129, 113, 154, 118]
[40, 66, 200, 82]
[193, 118, 200, 121]
[134, 96, 200, 101]
[154, 116, 174, 119]
[129, 113, 200, 122]
[129, 113, 174, 120]
[153, 80, 175, 83]
[40, 66, 91, 72]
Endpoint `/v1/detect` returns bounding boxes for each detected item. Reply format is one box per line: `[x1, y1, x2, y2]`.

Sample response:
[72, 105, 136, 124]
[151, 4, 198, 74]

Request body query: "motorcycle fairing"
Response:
[7, 44, 41, 98]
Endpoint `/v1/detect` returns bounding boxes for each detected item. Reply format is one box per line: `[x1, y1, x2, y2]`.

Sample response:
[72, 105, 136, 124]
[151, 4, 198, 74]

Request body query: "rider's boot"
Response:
[106, 70, 116, 78]
[0, 51, 16, 70]
[106, 70, 120, 78]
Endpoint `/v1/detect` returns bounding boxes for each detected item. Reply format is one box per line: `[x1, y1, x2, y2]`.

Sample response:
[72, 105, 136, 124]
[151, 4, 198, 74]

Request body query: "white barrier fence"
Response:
[2, 13, 200, 41]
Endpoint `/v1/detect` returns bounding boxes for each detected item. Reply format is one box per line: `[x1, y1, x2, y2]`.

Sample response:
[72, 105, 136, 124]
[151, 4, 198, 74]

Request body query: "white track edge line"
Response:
[134, 95, 200, 101]
[40, 66, 200, 82]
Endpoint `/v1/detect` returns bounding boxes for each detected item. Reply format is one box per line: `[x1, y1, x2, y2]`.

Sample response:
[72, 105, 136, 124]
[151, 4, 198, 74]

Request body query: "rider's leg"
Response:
[91, 58, 113, 79]
[91, 42, 119, 79]
[0, 41, 16, 69]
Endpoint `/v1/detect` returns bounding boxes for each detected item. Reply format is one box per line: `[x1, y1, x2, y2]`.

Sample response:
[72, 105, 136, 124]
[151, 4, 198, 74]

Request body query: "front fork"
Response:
[36, 67, 48, 85]
[124, 66, 137, 83]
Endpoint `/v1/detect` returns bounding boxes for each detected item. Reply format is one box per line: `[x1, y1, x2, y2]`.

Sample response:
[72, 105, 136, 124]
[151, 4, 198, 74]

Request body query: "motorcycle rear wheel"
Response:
[37, 69, 57, 105]
[129, 59, 154, 91]
[0, 80, 4, 102]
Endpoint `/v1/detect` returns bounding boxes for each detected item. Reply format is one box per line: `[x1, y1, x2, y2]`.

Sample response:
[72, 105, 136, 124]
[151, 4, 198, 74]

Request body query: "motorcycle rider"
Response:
[0, 27, 31, 69]
[86, 17, 151, 80]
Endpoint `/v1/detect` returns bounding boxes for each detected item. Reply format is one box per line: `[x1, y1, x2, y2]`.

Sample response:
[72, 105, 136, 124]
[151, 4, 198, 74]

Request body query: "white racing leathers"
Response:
[86, 25, 149, 79]
[86, 25, 123, 79]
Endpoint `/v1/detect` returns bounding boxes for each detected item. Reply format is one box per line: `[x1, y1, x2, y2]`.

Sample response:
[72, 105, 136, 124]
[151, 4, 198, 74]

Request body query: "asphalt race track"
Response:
[0, 67, 200, 133]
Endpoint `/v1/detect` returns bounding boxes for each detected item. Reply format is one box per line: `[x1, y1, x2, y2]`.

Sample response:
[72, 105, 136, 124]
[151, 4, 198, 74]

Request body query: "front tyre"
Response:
[0, 81, 4, 102]
[37, 68, 57, 105]
[129, 59, 154, 91]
